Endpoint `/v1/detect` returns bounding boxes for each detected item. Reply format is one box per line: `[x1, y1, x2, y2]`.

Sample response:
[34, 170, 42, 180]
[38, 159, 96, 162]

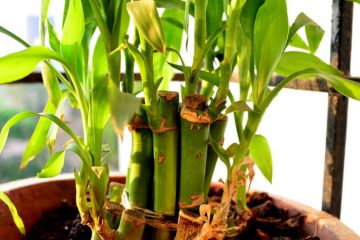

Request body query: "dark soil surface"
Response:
[25, 192, 319, 240]
[25, 202, 91, 240]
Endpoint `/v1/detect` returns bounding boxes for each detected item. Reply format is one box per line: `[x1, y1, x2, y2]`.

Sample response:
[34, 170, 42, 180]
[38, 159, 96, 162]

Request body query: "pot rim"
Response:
[1, 173, 359, 240]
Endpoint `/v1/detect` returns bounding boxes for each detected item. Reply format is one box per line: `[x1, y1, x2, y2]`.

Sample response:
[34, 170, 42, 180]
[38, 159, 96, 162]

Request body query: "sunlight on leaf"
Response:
[108, 81, 141, 139]
[37, 151, 66, 178]
[0, 47, 63, 84]
[127, 0, 166, 53]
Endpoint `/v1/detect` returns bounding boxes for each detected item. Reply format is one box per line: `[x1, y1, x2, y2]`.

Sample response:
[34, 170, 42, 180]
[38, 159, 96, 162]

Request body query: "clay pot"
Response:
[0, 174, 359, 240]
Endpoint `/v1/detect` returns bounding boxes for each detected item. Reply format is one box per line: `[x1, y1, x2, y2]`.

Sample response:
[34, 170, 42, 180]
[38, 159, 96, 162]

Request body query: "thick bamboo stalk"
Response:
[128, 109, 153, 209]
[203, 115, 227, 199]
[153, 91, 179, 216]
[117, 209, 145, 240]
[179, 94, 210, 210]
[152, 91, 179, 240]
[175, 210, 203, 240]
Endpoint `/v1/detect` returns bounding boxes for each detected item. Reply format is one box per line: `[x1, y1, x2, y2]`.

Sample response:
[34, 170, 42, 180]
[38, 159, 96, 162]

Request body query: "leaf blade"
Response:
[249, 134, 272, 183]
[0, 192, 25, 236]
[37, 151, 66, 178]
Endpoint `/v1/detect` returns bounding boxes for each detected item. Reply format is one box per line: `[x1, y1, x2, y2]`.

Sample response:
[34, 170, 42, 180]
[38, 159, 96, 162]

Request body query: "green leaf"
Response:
[154, 8, 184, 90]
[225, 101, 252, 115]
[37, 151, 66, 178]
[0, 25, 30, 47]
[288, 32, 309, 51]
[206, 0, 224, 37]
[127, 0, 166, 53]
[209, 140, 231, 177]
[0, 46, 63, 84]
[305, 23, 324, 54]
[61, 0, 84, 47]
[92, 79, 110, 130]
[276, 51, 343, 77]
[347, 0, 360, 3]
[61, 0, 84, 74]
[288, 13, 324, 53]
[108, 81, 141, 138]
[253, 0, 288, 102]
[226, 143, 240, 158]
[262, 68, 360, 112]
[91, 36, 108, 89]
[0, 112, 91, 166]
[0, 192, 25, 235]
[22, 101, 56, 169]
[42, 62, 62, 107]
[169, 63, 221, 86]
[47, 19, 61, 53]
[249, 134, 272, 183]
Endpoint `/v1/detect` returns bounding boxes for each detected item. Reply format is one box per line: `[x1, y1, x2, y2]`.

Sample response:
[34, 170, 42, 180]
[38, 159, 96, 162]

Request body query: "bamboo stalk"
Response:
[128, 108, 153, 209]
[175, 210, 203, 240]
[179, 94, 210, 210]
[203, 115, 228, 199]
[152, 91, 179, 240]
[153, 91, 179, 216]
[117, 209, 145, 240]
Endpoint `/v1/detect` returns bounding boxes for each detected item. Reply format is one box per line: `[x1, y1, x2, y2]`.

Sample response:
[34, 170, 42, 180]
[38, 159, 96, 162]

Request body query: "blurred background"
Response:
[0, 0, 359, 235]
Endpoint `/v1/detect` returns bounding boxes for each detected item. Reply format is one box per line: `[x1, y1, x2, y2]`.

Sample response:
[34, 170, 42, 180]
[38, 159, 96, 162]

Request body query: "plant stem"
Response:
[187, 0, 208, 95]
[153, 91, 179, 216]
[179, 94, 210, 210]
[128, 110, 153, 209]
[117, 209, 145, 240]
[211, 0, 243, 115]
[203, 115, 227, 199]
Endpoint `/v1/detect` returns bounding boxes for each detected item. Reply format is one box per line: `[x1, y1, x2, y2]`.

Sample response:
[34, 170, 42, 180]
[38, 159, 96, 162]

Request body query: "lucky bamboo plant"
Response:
[1, 0, 360, 240]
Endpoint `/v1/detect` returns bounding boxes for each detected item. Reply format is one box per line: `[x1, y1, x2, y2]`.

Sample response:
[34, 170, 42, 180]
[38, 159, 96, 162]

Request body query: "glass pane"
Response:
[0, 84, 118, 183]
[342, 99, 360, 235]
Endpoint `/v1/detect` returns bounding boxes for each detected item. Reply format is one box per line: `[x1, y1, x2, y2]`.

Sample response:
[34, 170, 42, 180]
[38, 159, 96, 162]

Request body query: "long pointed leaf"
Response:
[253, 0, 288, 103]
[0, 112, 91, 165]
[37, 151, 66, 178]
[276, 51, 343, 77]
[0, 26, 30, 47]
[22, 100, 56, 169]
[0, 46, 63, 84]
[0, 192, 25, 236]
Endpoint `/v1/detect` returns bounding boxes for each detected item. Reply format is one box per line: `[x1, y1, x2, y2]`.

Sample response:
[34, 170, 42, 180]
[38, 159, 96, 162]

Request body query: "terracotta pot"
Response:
[0, 174, 359, 240]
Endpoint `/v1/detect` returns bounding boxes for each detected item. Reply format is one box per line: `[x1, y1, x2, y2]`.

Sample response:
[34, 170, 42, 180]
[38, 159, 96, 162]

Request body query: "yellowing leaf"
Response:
[0, 192, 25, 235]
[127, 0, 166, 52]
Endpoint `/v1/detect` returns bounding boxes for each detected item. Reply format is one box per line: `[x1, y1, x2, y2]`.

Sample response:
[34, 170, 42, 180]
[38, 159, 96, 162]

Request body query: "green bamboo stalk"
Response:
[128, 109, 153, 209]
[179, 94, 210, 210]
[153, 91, 179, 216]
[203, 115, 227, 199]
[117, 209, 145, 240]
[186, 0, 208, 95]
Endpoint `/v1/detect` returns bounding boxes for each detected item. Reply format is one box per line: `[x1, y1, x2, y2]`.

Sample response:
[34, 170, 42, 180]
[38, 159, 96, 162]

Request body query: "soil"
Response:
[25, 192, 320, 240]
[25, 202, 91, 240]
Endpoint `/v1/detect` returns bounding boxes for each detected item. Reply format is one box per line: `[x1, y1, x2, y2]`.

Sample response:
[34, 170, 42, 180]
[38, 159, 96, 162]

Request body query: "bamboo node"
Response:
[179, 193, 204, 209]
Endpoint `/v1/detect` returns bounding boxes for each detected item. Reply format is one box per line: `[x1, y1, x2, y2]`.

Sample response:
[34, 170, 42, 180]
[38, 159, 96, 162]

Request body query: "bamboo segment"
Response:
[179, 94, 210, 209]
[117, 209, 145, 240]
[175, 210, 203, 240]
[153, 91, 179, 217]
[128, 108, 153, 209]
[203, 115, 228, 199]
